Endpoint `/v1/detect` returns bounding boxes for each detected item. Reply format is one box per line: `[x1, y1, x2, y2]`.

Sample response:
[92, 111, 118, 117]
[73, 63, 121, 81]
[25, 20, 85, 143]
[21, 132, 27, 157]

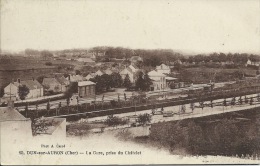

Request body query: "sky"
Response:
[1, 0, 260, 54]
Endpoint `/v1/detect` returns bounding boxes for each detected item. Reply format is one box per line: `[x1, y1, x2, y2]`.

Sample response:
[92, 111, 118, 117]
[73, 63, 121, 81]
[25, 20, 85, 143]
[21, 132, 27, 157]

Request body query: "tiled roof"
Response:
[78, 81, 96, 86]
[14, 80, 43, 90]
[42, 78, 60, 85]
[56, 76, 70, 85]
[148, 70, 166, 77]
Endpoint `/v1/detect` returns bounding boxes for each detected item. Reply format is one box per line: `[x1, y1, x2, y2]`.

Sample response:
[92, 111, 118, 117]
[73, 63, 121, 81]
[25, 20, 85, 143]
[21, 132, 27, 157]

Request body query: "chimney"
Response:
[17, 78, 21, 84]
[68, 75, 71, 81]
[32, 77, 35, 81]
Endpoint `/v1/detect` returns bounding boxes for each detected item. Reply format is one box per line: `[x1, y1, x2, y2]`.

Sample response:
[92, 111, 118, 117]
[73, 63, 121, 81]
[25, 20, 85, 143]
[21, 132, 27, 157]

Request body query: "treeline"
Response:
[25, 47, 260, 67]
[186, 53, 260, 64]
[24, 49, 54, 59]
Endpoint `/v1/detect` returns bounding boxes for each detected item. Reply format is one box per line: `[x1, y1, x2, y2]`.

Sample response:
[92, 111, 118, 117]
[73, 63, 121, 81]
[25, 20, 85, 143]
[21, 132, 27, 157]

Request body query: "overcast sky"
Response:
[1, 0, 260, 54]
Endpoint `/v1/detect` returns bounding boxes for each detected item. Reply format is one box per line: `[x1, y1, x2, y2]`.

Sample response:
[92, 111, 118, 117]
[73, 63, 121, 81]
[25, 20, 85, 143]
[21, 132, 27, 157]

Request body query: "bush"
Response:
[45, 62, 52, 66]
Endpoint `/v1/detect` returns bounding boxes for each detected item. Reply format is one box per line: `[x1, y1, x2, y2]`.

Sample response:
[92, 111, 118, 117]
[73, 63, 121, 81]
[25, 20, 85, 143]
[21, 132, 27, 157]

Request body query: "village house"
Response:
[42, 77, 61, 93]
[120, 64, 139, 83]
[85, 73, 96, 80]
[245, 59, 260, 67]
[148, 70, 166, 91]
[103, 68, 113, 75]
[42, 76, 70, 93]
[67, 74, 85, 82]
[95, 70, 104, 76]
[78, 81, 96, 98]
[56, 76, 70, 92]
[4, 79, 44, 100]
[156, 63, 171, 74]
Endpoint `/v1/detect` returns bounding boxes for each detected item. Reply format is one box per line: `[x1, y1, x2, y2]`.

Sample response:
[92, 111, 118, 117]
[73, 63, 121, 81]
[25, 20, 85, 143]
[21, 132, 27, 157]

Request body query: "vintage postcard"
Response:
[0, 0, 260, 165]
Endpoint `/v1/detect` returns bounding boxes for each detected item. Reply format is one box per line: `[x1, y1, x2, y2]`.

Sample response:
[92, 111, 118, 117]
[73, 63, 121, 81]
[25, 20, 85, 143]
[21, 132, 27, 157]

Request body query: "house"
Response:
[148, 70, 166, 91]
[78, 81, 96, 98]
[4, 79, 44, 100]
[246, 59, 260, 67]
[130, 56, 143, 65]
[67, 74, 85, 82]
[246, 59, 252, 66]
[85, 73, 96, 80]
[95, 70, 104, 76]
[104, 68, 113, 75]
[156, 63, 171, 74]
[42, 77, 61, 93]
[56, 76, 70, 92]
[36, 117, 66, 139]
[120, 64, 139, 83]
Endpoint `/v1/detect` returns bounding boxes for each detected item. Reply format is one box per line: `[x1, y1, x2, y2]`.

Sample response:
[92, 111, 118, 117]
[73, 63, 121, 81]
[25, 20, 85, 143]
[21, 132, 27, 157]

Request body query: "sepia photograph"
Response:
[0, 0, 260, 165]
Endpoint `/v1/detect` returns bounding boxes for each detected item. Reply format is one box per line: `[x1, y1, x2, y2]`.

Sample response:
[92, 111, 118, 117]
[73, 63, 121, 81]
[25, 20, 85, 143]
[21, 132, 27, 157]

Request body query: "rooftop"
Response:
[0, 107, 27, 122]
[78, 81, 96, 86]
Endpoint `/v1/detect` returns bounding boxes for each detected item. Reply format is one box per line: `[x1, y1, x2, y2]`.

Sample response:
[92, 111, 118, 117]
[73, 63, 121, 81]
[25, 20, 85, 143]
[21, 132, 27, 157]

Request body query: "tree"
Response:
[244, 96, 249, 104]
[106, 115, 126, 128]
[231, 97, 236, 106]
[199, 101, 204, 110]
[111, 72, 123, 88]
[18, 85, 30, 100]
[135, 72, 144, 91]
[64, 82, 78, 98]
[249, 97, 254, 105]
[190, 102, 195, 112]
[137, 113, 151, 126]
[239, 96, 243, 105]
[45, 62, 52, 66]
[210, 100, 214, 108]
[40, 50, 53, 60]
[0, 88, 4, 98]
[223, 98, 227, 107]
[124, 93, 127, 101]
[75, 70, 81, 75]
[46, 101, 50, 115]
[123, 74, 132, 89]
[31, 117, 54, 136]
[142, 72, 153, 91]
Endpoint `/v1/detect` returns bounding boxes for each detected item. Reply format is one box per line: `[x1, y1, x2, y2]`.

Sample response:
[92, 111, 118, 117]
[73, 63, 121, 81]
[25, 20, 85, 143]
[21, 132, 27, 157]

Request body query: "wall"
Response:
[0, 119, 33, 142]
